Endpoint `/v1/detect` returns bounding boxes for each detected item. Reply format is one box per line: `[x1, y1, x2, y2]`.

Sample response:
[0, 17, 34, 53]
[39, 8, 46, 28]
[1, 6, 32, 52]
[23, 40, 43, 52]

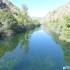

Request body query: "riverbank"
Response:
[44, 28, 70, 62]
[0, 0, 41, 39]
[0, 23, 40, 39]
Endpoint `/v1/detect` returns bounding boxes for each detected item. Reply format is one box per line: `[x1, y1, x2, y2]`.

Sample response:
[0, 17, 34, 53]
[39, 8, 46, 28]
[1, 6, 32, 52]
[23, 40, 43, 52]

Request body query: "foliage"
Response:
[0, 10, 18, 35]
[44, 14, 70, 42]
[0, 1, 40, 35]
[59, 15, 70, 42]
[44, 14, 70, 61]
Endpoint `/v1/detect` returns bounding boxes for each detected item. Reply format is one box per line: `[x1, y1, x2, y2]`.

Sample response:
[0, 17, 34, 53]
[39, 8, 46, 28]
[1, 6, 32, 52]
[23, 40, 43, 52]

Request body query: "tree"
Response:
[59, 14, 70, 42]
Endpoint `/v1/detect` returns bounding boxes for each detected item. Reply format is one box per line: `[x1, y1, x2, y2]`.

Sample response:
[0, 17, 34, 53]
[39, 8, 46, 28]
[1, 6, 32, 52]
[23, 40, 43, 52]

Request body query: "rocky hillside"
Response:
[44, 2, 70, 42]
[0, 0, 40, 38]
[46, 2, 70, 21]
[0, 0, 17, 13]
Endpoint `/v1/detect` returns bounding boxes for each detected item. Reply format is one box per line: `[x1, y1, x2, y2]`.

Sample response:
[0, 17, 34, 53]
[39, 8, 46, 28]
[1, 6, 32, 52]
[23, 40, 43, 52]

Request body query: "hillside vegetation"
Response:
[44, 2, 70, 60]
[0, 0, 40, 37]
[44, 2, 70, 42]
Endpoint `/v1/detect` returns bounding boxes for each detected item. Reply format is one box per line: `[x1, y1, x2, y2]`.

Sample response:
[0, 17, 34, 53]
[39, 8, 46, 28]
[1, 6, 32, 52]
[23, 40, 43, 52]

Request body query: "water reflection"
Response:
[0, 33, 29, 57]
[28, 30, 64, 70]
[0, 32, 30, 70]
[0, 30, 64, 70]
[50, 32, 70, 65]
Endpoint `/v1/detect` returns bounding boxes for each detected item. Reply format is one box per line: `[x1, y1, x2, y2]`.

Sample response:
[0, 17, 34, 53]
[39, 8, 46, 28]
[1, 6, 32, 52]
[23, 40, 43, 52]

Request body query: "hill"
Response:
[44, 2, 70, 42]
[0, 0, 40, 37]
[46, 2, 70, 20]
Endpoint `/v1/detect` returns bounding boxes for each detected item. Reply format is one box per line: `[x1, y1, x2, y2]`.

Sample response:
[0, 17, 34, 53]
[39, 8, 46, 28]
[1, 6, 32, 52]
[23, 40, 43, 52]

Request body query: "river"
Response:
[0, 28, 69, 70]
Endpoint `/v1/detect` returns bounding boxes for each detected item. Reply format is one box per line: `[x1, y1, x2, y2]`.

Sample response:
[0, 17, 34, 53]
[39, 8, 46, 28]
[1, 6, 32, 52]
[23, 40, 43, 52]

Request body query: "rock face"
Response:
[0, 0, 18, 37]
[0, 0, 40, 38]
[0, 0, 17, 13]
[45, 2, 70, 42]
[46, 2, 70, 21]
[0, 0, 7, 9]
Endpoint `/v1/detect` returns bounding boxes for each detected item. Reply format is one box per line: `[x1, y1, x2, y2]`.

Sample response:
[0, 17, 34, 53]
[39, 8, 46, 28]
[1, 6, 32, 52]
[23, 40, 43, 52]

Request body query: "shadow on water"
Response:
[0, 30, 64, 70]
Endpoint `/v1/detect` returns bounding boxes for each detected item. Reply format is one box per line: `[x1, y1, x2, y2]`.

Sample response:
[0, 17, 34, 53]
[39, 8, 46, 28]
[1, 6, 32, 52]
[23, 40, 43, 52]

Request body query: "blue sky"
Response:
[10, 0, 70, 17]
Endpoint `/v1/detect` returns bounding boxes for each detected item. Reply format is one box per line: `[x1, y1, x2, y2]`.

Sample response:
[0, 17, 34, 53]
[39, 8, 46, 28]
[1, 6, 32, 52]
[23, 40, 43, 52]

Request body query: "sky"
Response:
[10, 0, 70, 17]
